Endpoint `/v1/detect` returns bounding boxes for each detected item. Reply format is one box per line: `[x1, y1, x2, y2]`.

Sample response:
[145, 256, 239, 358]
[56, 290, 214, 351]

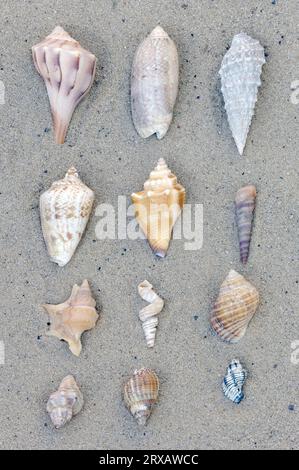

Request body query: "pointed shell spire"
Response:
[131, 158, 185, 257]
[235, 185, 256, 264]
[222, 359, 247, 404]
[131, 26, 179, 139]
[47, 375, 84, 428]
[210, 270, 259, 343]
[123, 368, 159, 425]
[220, 33, 265, 155]
[40, 167, 95, 267]
[32, 26, 97, 144]
[138, 280, 164, 348]
[42, 280, 99, 356]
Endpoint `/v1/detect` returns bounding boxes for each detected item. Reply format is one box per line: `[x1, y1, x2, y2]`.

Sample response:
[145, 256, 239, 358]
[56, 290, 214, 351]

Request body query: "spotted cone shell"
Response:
[32, 26, 97, 144]
[131, 26, 179, 139]
[47, 375, 83, 429]
[40, 167, 94, 267]
[124, 368, 159, 425]
[210, 270, 259, 343]
[235, 185, 256, 264]
[220, 33, 265, 155]
[131, 158, 185, 257]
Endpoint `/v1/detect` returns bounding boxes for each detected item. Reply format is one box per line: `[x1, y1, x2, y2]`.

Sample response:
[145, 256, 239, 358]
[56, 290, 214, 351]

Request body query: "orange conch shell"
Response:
[131, 158, 185, 257]
[32, 26, 97, 144]
[210, 270, 259, 343]
[42, 279, 99, 356]
[123, 368, 159, 425]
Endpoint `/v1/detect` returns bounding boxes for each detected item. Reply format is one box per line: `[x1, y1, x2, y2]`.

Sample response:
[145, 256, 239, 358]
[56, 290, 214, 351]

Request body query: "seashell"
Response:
[40, 167, 94, 267]
[123, 368, 159, 426]
[235, 185, 256, 264]
[222, 359, 247, 404]
[131, 158, 185, 257]
[32, 26, 97, 144]
[42, 279, 99, 356]
[210, 270, 259, 343]
[138, 280, 164, 348]
[219, 33, 265, 155]
[47, 375, 83, 428]
[131, 26, 179, 139]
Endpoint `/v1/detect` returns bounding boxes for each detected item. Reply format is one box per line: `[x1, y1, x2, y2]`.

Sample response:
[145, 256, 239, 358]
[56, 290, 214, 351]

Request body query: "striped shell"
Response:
[222, 359, 247, 404]
[32, 26, 96, 144]
[47, 375, 83, 428]
[131, 26, 179, 139]
[40, 167, 94, 267]
[138, 280, 164, 348]
[131, 158, 185, 257]
[220, 33, 265, 155]
[123, 368, 159, 425]
[210, 270, 259, 343]
[235, 185, 256, 264]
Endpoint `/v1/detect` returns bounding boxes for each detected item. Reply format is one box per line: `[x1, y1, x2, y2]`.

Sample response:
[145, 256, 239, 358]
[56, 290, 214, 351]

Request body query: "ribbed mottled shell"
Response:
[220, 33, 265, 155]
[47, 375, 83, 428]
[210, 270, 259, 343]
[235, 185, 256, 264]
[131, 158, 185, 257]
[124, 368, 159, 425]
[42, 279, 99, 356]
[131, 26, 179, 139]
[138, 280, 164, 348]
[32, 26, 97, 144]
[222, 359, 247, 404]
[40, 167, 94, 267]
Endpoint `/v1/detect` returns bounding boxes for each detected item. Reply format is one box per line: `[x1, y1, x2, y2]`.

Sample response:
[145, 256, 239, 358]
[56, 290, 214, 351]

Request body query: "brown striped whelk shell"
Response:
[123, 368, 159, 425]
[210, 270, 259, 343]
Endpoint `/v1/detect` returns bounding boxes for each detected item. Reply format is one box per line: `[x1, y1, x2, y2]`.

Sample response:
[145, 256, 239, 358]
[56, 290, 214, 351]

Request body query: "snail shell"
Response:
[42, 279, 99, 356]
[131, 26, 179, 139]
[210, 270, 259, 343]
[131, 158, 185, 257]
[222, 359, 247, 404]
[123, 368, 159, 425]
[32, 26, 97, 144]
[47, 375, 83, 428]
[40, 167, 94, 267]
[220, 33, 265, 155]
[235, 185, 256, 264]
[138, 280, 164, 348]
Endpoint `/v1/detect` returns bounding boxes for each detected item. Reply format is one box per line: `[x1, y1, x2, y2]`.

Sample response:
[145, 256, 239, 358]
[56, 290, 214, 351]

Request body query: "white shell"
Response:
[138, 280, 164, 348]
[47, 375, 83, 428]
[40, 167, 94, 267]
[131, 26, 179, 139]
[219, 33, 265, 155]
[222, 359, 247, 404]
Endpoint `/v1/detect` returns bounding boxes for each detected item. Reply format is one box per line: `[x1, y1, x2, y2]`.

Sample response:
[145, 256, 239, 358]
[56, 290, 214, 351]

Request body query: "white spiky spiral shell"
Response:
[40, 167, 94, 267]
[138, 280, 164, 348]
[222, 359, 247, 404]
[220, 33, 265, 155]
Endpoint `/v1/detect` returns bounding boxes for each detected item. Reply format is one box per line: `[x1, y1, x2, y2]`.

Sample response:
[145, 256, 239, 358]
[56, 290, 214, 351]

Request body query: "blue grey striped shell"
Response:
[222, 359, 247, 404]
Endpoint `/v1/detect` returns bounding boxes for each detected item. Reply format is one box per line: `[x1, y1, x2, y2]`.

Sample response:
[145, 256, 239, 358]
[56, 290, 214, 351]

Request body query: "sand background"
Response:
[0, 0, 298, 450]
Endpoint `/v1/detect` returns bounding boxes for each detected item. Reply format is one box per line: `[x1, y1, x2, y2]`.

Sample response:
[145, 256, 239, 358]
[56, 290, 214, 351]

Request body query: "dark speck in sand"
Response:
[288, 404, 295, 411]
[181, 4, 188, 9]
[193, 315, 198, 320]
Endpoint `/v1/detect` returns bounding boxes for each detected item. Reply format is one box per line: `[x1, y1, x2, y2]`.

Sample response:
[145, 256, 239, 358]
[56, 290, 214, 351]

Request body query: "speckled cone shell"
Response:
[210, 270, 259, 343]
[138, 280, 164, 348]
[40, 167, 94, 267]
[47, 375, 83, 428]
[131, 26, 179, 139]
[32, 26, 97, 144]
[42, 279, 99, 356]
[131, 158, 185, 257]
[222, 359, 247, 404]
[235, 185, 256, 264]
[220, 33, 265, 155]
[124, 368, 159, 425]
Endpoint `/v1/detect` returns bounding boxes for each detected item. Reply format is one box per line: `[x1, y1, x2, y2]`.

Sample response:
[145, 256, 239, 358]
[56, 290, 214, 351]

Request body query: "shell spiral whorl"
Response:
[138, 280, 164, 348]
